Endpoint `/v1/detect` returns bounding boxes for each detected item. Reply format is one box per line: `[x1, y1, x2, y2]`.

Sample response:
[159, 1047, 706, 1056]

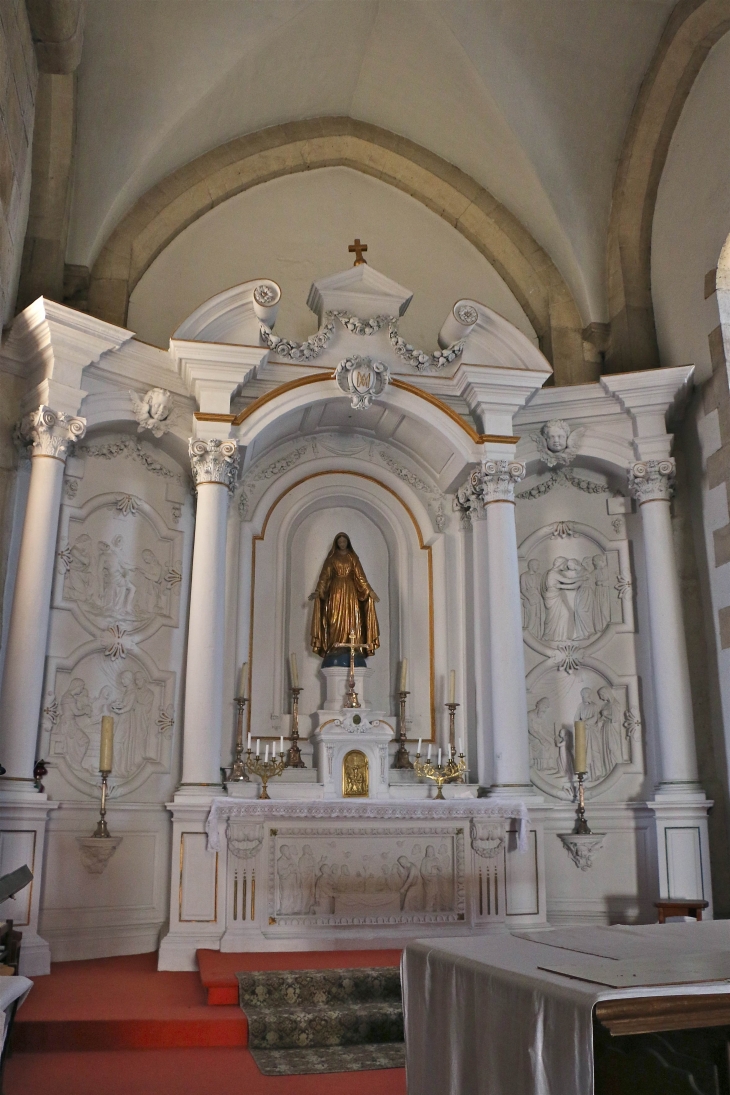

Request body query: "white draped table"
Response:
[403, 921, 730, 1095]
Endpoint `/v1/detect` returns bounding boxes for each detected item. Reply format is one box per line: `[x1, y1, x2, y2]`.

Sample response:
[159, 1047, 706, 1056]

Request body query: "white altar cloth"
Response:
[402, 922, 730, 1095]
[205, 797, 531, 852]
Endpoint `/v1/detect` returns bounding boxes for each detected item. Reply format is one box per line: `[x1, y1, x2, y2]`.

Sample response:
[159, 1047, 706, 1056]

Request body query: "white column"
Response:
[460, 459, 532, 794]
[629, 459, 699, 790]
[180, 439, 239, 791]
[0, 406, 85, 788]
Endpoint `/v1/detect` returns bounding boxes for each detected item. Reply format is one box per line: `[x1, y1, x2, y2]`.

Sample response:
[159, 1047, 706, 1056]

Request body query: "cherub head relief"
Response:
[129, 388, 174, 438]
[533, 419, 585, 468]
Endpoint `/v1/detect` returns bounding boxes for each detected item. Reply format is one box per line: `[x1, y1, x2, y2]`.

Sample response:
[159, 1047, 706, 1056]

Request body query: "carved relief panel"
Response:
[56, 493, 183, 641]
[44, 433, 190, 799]
[45, 646, 175, 796]
[269, 827, 465, 926]
[518, 513, 641, 801]
[518, 522, 633, 660]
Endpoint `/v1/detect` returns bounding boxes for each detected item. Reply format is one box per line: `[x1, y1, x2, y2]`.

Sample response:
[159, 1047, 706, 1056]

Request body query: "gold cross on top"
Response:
[348, 238, 368, 266]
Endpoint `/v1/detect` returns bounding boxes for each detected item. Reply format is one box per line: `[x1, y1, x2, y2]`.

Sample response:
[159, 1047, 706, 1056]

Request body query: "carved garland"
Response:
[259, 310, 465, 372]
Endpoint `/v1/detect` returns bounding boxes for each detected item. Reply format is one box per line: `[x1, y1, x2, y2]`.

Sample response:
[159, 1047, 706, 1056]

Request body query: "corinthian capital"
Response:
[455, 458, 525, 516]
[189, 438, 239, 490]
[19, 405, 86, 460]
[628, 459, 675, 503]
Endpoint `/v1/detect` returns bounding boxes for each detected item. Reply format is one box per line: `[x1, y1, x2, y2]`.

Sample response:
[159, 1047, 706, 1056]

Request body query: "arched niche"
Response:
[244, 471, 438, 746]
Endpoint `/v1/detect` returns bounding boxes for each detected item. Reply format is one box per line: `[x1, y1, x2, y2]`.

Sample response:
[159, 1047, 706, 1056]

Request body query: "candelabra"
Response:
[286, 686, 306, 768]
[446, 701, 459, 754]
[245, 749, 287, 800]
[335, 630, 368, 709]
[392, 690, 414, 769]
[414, 748, 466, 800]
[573, 771, 592, 834]
[93, 769, 112, 838]
[228, 696, 250, 782]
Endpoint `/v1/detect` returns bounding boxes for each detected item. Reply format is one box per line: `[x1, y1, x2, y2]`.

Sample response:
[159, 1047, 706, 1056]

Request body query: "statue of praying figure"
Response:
[309, 532, 380, 665]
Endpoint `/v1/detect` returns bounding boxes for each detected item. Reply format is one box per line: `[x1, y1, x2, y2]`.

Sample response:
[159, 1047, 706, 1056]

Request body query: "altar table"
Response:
[402, 921, 730, 1095]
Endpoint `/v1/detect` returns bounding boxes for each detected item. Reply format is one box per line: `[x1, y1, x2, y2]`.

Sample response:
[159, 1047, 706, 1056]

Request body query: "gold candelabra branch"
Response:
[245, 749, 287, 800]
[392, 690, 414, 769]
[414, 748, 466, 800]
[93, 769, 112, 838]
[286, 686, 306, 768]
[228, 696, 250, 782]
[574, 771, 592, 834]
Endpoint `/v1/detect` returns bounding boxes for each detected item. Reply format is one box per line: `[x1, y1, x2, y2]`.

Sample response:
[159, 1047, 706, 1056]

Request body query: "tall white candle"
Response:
[399, 659, 408, 692]
[290, 653, 299, 689]
[427, 743, 432, 760]
[417, 738, 422, 756]
[99, 716, 114, 772]
[256, 739, 260, 757]
[438, 748, 442, 767]
[449, 670, 456, 704]
[574, 721, 587, 774]
[247, 733, 251, 751]
[237, 662, 248, 699]
[280, 736, 284, 754]
[459, 738, 464, 755]
[265, 742, 269, 762]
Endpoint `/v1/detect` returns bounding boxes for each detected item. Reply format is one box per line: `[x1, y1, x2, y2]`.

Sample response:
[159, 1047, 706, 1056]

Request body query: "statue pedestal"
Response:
[321, 666, 373, 710]
[312, 714, 394, 800]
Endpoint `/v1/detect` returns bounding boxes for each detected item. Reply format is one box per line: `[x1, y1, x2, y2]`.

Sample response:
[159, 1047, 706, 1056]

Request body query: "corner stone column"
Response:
[461, 459, 532, 795]
[180, 438, 239, 792]
[629, 460, 699, 789]
[0, 406, 86, 787]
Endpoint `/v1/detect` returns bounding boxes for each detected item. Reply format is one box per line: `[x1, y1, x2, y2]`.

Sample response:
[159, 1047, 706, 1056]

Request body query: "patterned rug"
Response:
[237, 966, 404, 1075]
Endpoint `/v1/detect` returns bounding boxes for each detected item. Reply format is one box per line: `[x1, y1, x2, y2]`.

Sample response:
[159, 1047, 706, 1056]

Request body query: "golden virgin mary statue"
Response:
[309, 533, 380, 662]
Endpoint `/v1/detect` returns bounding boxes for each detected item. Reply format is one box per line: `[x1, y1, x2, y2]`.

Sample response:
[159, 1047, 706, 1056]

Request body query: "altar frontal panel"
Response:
[269, 826, 465, 927]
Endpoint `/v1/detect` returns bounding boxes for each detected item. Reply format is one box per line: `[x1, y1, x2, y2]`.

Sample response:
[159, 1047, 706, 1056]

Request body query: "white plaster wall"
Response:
[652, 30, 730, 383]
[127, 166, 537, 351]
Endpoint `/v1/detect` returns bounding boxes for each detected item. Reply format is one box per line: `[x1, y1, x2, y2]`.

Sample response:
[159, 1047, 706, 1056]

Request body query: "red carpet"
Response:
[4, 1046, 407, 1095]
[12, 953, 246, 1051]
[5, 951, 407, 1094]
[199, 947, 402, 1004]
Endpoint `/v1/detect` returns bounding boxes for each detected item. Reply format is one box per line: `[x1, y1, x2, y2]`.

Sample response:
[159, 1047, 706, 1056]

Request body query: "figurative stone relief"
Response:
[57, 496, 182, 638]
[526, 664, 633, 797]
[46, 650, 174, 794]
[129, 388, 174, 437]
[518, 524, 632, 657]
[268, 829, 464, 925]
[532, 420, 585, 468]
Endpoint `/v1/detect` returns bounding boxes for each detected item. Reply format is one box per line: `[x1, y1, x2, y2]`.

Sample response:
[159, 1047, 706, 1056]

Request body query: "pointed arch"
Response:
[87, 117, 589, 385]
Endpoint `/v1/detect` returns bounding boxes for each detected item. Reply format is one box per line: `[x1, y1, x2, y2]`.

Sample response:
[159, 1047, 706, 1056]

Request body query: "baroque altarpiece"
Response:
[0, 260, 709, 972]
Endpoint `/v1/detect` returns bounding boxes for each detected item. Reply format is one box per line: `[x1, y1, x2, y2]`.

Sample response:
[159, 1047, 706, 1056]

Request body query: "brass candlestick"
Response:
[335, 630, 368, 709]
[228, 696, 250, 782]
[414, 748, 466, 800]
[286, 686, 306, 768]
[93, 770, 112, 838]
[245, 749, 287, 800]
[573, 771, 592, 834]
[446, 701, 459, 753]
[392, 690, 414, 769]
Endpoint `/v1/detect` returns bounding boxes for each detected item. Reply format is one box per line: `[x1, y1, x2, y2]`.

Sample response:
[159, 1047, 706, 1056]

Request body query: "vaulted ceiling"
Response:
[68, 1, 677, 327]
